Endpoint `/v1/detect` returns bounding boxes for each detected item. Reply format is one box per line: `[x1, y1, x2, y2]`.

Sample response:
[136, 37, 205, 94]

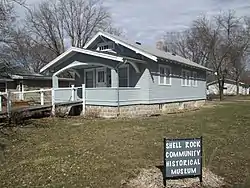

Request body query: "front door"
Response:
[96, 68, 107, 87]
[85, 69, 94, 88]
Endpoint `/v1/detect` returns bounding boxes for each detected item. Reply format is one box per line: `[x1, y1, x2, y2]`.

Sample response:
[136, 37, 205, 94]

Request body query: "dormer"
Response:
[97, 41, 116, 53]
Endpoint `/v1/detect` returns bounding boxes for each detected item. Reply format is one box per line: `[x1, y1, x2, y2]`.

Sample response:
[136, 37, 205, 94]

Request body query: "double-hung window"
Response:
[192, 71, 198, 87]
[159, 65, 171, 85]
[182, 69, 191, 86]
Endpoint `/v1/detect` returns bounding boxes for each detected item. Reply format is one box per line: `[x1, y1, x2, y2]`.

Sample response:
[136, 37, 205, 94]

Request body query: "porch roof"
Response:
[40, 47, 146, 74]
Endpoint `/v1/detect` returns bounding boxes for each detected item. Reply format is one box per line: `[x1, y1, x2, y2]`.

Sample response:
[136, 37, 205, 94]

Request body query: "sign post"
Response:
[163, 137, 203, 186]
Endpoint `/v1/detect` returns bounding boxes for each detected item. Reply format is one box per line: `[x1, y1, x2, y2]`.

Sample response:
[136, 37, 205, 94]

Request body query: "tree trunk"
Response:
[236, 80, 240, 95]
[218, 77, 224, 101]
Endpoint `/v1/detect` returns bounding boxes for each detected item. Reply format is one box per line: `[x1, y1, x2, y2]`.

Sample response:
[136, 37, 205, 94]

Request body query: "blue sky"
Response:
[20, 0, 250, 45]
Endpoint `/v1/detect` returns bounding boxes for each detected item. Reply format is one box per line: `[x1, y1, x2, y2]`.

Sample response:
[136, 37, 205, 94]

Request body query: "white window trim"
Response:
[158, 64, 172, 86]
[119, 64, 129, 87]
[181, 69, 191, 87]
[192, 71, 198, 87]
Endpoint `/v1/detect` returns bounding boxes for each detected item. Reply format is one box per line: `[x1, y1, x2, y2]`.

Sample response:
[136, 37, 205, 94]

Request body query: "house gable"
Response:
[84, 32, 158, 62]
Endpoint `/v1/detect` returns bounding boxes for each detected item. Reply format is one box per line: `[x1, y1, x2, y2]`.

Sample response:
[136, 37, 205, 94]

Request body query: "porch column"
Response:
[52, 75, 59, 88]
[111, 69, 118, 87]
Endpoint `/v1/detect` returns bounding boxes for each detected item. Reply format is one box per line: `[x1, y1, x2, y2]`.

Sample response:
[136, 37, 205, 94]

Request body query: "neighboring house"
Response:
[0, 65, 75, 92]
[207, 79, 249, 96]
[0, 65, 75, 104]
[40, 31, 211, 117]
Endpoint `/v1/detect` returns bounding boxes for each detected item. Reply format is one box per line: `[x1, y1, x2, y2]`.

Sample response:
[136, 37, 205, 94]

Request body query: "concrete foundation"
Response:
[84, 100, 206, 118]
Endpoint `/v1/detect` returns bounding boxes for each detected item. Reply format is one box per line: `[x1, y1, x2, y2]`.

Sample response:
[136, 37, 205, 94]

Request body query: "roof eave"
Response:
[159, 57, 213, 72]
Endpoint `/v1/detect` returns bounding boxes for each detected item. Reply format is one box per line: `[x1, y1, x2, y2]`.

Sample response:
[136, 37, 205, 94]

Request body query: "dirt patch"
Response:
[122, 167, 227, 188]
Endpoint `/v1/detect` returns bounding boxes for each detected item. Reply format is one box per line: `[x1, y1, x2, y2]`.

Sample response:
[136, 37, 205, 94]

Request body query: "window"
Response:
[119, 65, 129, 87]
[192, 71, 198, 87]
[159, 65, 171, 85]
[182, 69, 191, 86]
[96, 68, 107, 87]
[97, 71, 104, 82]
[97, 42, 114, 51]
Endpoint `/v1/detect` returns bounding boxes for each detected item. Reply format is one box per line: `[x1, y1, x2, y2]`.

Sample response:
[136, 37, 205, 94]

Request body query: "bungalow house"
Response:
[207, 79, 249, 96]
[40, 31, 211, 117]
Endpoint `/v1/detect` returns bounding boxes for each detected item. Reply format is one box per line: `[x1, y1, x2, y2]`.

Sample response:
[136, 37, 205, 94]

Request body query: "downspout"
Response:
[115, 61, 125, 117]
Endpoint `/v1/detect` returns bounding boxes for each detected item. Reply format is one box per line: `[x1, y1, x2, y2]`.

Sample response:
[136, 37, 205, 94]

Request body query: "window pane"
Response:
[166, 68, 170, 76]
[160, 76, 164, 84]
[98, 71, 104, 82]
[166, 77, 170, 85]
[159, 67, 165, 84]
[193, 72, 197, 86]
[182, 71, 186, 85]
[160, 67, 165, 75]
[187, 71, 190, 86]
[166, 67, 171, 84]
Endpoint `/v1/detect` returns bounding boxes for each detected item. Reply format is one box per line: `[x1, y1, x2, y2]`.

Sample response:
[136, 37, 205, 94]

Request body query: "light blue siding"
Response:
[86, 88, 117, 106]
[147, 61, 207, 103]
[85, 88, 144, 106]
[54, 87, 83, 103]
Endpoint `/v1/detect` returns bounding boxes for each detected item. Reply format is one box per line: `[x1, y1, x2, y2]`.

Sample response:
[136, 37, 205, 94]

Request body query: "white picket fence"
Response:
[0, 84, 86, 116]
[12, 88, 52, 105]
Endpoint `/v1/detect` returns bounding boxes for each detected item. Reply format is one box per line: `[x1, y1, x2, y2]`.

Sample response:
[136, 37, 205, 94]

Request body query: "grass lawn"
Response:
[0, 101, 250, 187]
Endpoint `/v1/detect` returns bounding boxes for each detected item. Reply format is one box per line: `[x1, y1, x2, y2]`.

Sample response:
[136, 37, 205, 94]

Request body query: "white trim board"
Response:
[40, 47, 124, 73]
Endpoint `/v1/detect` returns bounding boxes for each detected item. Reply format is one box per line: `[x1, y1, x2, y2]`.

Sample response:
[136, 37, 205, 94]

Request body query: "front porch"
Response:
[47, 48, 147, 107]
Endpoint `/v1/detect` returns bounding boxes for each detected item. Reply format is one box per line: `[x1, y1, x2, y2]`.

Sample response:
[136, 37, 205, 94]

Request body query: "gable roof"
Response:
[84, 31, 212, 71]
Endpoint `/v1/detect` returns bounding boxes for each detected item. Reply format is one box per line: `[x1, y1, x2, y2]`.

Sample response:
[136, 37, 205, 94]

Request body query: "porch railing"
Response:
[85, 87, 141, 106]
[12, 89, 52, 106]
[1, 85, 142, 117]
[51, 84, 85, 115]
[53, 85, 82, 103]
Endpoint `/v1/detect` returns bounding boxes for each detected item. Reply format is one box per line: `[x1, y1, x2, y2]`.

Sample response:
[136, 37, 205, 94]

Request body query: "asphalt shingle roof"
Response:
[97, 31, 211, 71]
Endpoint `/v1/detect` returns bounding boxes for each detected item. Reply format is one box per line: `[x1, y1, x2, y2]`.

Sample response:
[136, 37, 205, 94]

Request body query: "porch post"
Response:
[51, 88, 55, 116]
[71, 85, 75, 101]
[111, 69, 118, 88]
[52, 75, 59, 88]
[81, 84, 86, 115]
[51, 75, 58, 116]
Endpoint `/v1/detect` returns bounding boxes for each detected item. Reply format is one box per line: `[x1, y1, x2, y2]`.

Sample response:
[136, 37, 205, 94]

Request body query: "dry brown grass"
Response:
[0, 101, 250, 187]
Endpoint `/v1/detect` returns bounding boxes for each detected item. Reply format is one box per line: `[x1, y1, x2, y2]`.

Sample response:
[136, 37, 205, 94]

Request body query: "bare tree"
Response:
[216, 11, 250, 95]
[0, 0, 26, 74]
[164, 27, 209, 66]
[163, 10, 250, 100]
[25, 0, 65, 56]
[1, 29, 56, 73]
[58, 0, 110, 48]
[25, 0, 119, 55]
